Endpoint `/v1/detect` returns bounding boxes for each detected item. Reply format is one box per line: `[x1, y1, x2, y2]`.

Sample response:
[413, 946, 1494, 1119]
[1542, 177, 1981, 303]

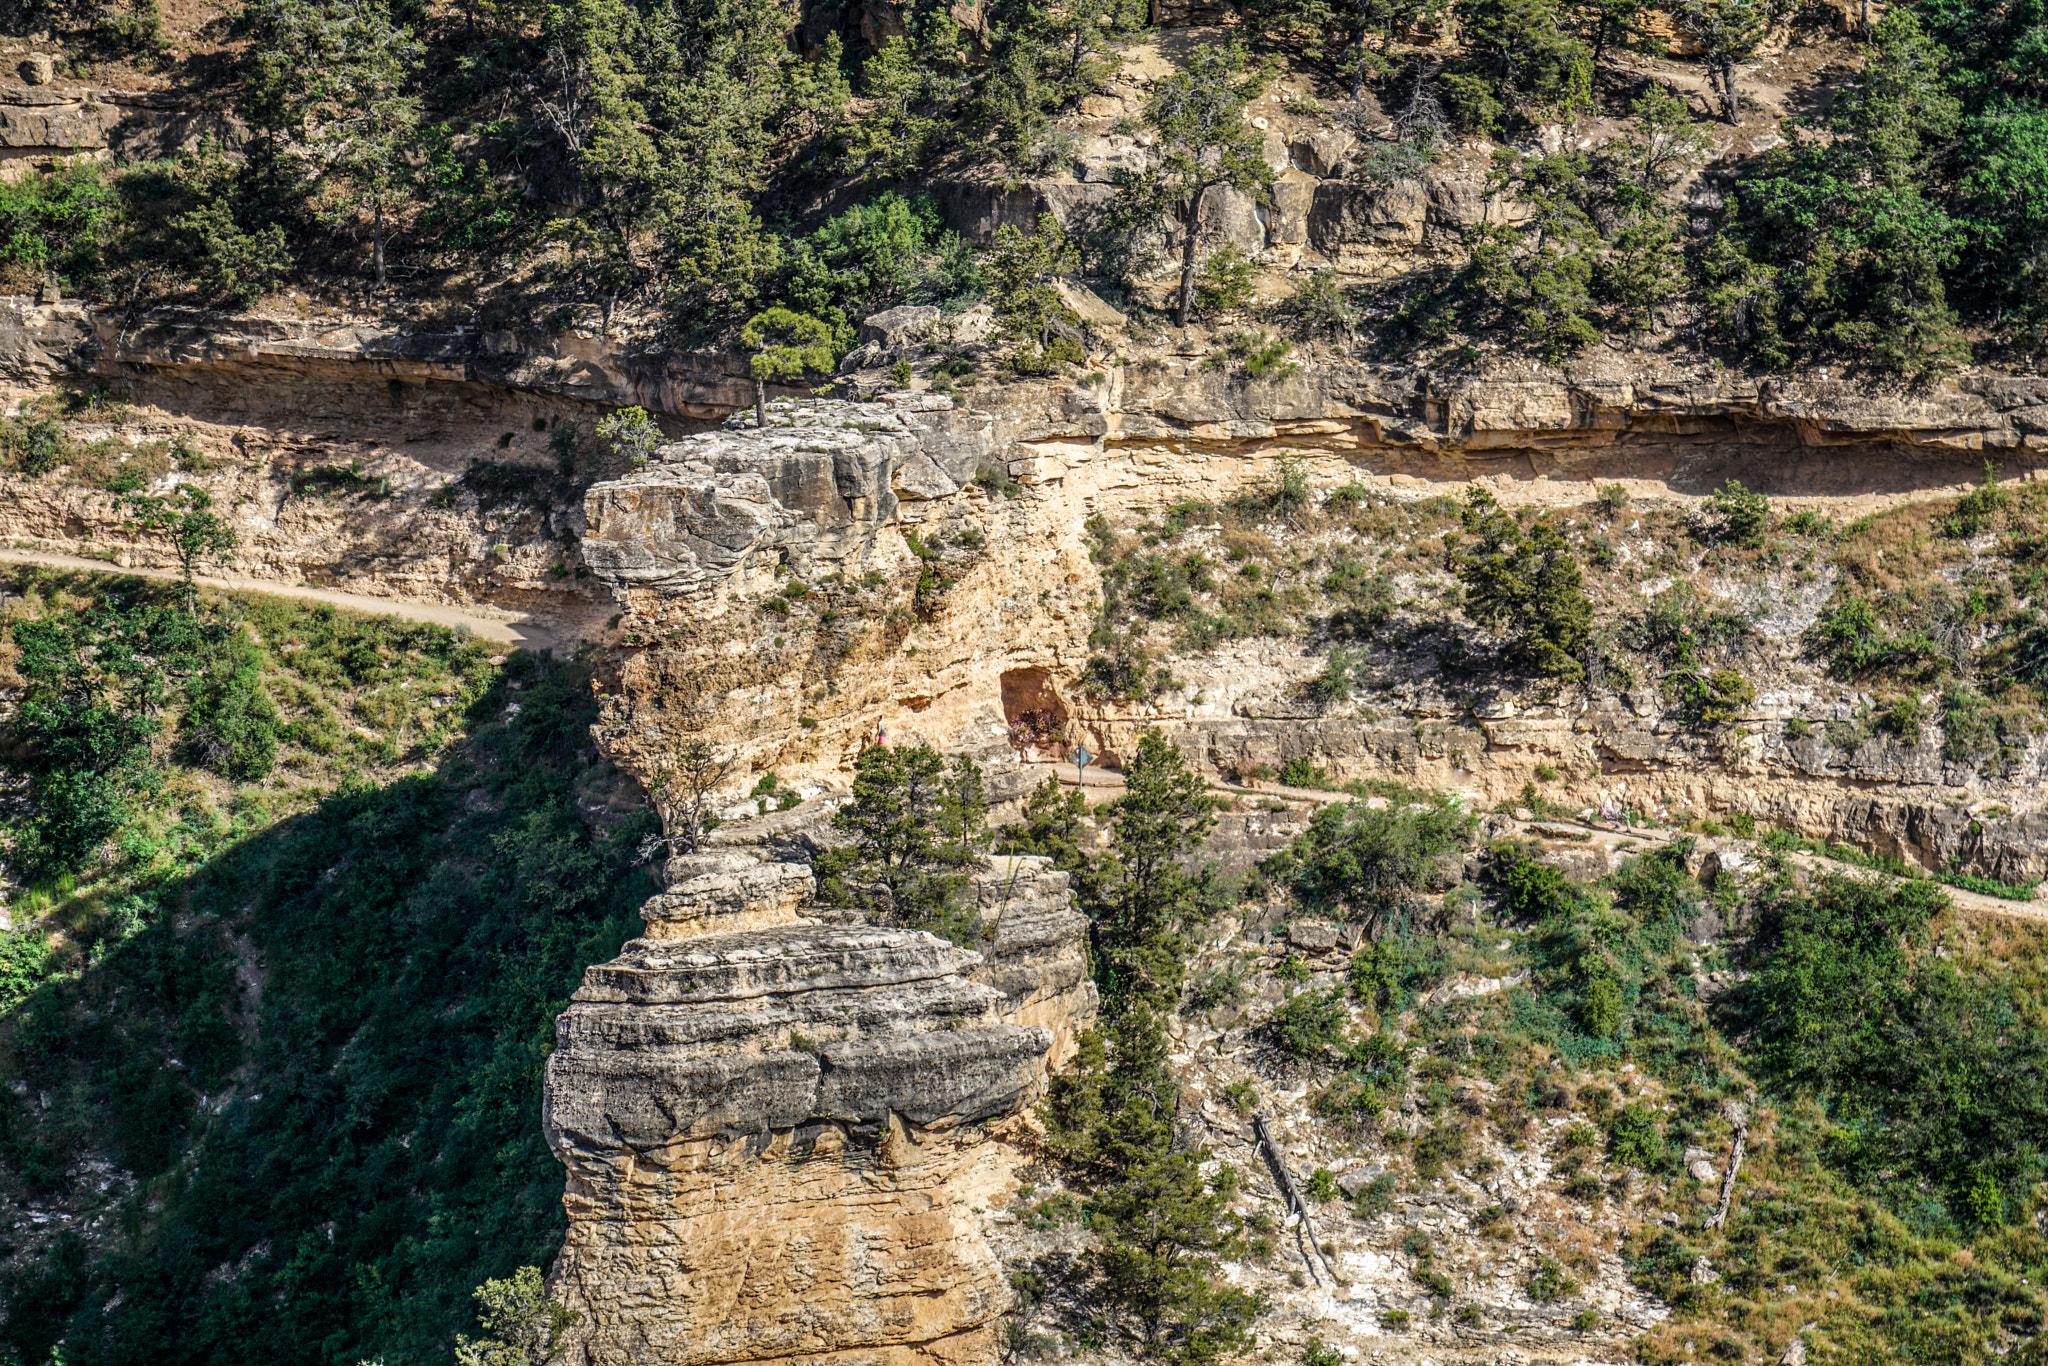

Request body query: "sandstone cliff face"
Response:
[577, 363, 2048, 883]
[542, 825, 1096, 1366]
[3, 291, 2044, 880]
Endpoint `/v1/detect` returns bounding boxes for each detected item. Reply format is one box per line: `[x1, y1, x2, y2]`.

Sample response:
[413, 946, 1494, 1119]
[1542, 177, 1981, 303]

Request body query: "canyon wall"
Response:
[577, 365, 2048, 882]
[0, 301, 821, 629]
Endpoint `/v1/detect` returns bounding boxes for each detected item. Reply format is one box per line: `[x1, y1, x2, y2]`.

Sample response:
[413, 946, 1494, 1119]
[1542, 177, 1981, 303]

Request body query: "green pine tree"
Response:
[1091, 730, 1217, 1009]
[1083, 1148, 1264, 1366]
[1109, 43, 1273, 326]
[988, 213, 1086, 373]
[816, 742, 985, 942]
[1451, 487, 1594, 682]
[1462, 149, 1602, 361]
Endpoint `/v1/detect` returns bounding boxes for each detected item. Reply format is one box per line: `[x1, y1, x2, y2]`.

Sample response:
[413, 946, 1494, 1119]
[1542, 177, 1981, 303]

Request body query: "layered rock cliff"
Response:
[542, 820, 1096, 1366]
[576, 361, 2048, 883]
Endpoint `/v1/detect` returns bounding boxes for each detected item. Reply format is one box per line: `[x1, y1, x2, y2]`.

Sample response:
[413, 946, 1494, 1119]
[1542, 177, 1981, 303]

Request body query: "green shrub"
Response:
[1194, 242, 1257, 316]
[1451, 488, 1592, 681]
[1277, 756, 1332, 788]
[1933, 867, 2039, 901]
[291, 462, 391, 499]
[1526, 1254, 1576, 1302]
[1940, 461, 2010, 538]
[1288, 270, 1355, 336]
[1667, 667, 1756, 727]
[1268, 796, 1474, 938]
[1607, 1101, 1665, 1169]
[181, 650, 281, 781]
[1707, 479, 1771, 547]
[0, 162, 124, 291]
[3, 415, 69, 476]
[1735, 871, 2045, 1213]
[1270, 987, 1349, 1059]
[0, 928, 52, 1008]
[1210, 329, 1297, 380]
[1806, 593, 1942, 681]
[1303, 646, 1358, 706]
[1350, 1172, 1396, 1216]
[1877, 693, 1926, 738]
[1188, 959, 1250, 1012]
[1412, 1123, 1468, 1180]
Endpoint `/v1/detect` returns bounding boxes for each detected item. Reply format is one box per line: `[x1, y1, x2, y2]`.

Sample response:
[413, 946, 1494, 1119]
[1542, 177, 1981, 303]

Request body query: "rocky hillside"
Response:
[0, 0, 2044, 1359]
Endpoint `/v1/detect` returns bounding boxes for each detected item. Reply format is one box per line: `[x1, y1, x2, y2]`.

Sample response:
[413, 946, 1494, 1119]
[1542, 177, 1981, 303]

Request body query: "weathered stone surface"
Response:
[1335, 1163, 1387, 1197]
[1052, 277, 1126, 329]
[1288, 919, 1341, 952]
[1074, 135, 1149, 181]
[969, 856, 1096, 1067]
[859, 305, 942, 347]
[1308, 179, 1429, 251]
[1198, 182, 1266, 254]
[1291, 128, 1356, 177]
[1268, 178, 1317, 245]
[581, 467, 798, 594]
[640, 854, 814, 938]
[0, 95, 116, 151]
[545, 814, 1096, 1366]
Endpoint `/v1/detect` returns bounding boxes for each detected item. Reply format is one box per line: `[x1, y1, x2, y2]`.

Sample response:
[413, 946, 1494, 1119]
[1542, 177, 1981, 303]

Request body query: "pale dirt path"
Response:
[1029, 767, 2045, 925]
[1521, 816, 2048, 926]
[0, 548, 566, 649]
[1021, 759, 1350, 809]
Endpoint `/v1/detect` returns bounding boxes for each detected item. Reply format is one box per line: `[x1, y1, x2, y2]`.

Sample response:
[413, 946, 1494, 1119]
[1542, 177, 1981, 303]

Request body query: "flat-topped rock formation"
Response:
[542, 841, 1095, 1366]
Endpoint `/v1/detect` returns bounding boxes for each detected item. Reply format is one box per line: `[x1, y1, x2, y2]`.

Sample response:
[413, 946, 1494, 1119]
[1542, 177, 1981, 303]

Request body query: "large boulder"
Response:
[1291, 127, 1357, 178]
[858, 305, 942, 347]
[1198, 183, 1266, 254]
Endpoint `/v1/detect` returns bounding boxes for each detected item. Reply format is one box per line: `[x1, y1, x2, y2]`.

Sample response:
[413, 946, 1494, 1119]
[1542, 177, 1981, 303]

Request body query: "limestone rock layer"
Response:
[543, 847, 1093, 1366]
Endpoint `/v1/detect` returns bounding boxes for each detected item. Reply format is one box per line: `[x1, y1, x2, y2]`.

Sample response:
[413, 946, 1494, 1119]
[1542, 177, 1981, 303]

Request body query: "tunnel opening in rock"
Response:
[1000, 667, 1069, 759]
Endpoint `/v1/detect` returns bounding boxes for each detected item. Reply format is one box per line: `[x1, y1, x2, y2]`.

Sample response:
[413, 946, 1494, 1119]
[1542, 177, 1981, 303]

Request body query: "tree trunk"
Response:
[1175, 200, 1201, 327]
[755, 375, 768, 429]
[1350, 5, 1368, 102]
[1720, 56, 1741, 124]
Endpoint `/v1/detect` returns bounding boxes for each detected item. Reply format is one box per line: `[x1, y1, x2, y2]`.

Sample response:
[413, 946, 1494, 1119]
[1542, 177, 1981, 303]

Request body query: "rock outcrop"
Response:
[575, 365, 2048, 884]
[580, 394, 999, 597]
[0, 299, 809, 418]
[542, 837, 1095, 1366]
[965, 855, 1097, 1066]
[0, 83, 244, 175]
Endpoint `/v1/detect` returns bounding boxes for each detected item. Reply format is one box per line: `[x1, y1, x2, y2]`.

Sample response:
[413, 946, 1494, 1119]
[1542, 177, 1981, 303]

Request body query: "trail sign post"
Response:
[1072, 744, 1092, 786]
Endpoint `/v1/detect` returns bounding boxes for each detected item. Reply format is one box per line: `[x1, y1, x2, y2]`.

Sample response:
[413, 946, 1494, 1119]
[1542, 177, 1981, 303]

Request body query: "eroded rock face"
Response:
[574, 369, 2048, 887]
[967, 855, 1097, 1066]
[580, 395, 998, 598]
[543, 838, 1094, 1366]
